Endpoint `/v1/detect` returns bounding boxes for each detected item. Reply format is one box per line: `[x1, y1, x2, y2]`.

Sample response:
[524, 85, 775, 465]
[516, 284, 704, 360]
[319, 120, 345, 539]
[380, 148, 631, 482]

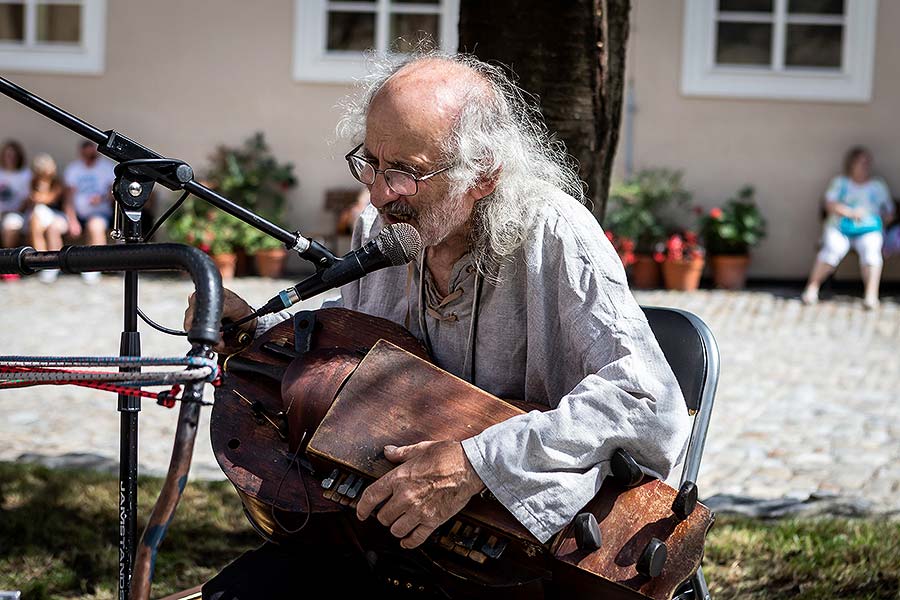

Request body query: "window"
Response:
[0, 0, 105, 74]
[681, 0, 878, 102]
[294, 0, 459, 83]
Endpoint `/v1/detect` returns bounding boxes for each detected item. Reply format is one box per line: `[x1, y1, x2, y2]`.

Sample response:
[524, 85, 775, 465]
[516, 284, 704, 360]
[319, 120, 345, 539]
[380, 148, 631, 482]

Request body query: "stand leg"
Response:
[118, 271, 141, 600]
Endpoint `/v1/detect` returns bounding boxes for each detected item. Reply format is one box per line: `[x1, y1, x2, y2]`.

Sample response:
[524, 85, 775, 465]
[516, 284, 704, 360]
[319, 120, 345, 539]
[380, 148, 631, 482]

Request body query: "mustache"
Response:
[379, 202, 418, 220]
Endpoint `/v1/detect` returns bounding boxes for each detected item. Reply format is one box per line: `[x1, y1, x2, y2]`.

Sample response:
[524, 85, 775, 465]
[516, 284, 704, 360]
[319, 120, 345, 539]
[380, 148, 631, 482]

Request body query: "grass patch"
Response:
[0, 462, 898, 599]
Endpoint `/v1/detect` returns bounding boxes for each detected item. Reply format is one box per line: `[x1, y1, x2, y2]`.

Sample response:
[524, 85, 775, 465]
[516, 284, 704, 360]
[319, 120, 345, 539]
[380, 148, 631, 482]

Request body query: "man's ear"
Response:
[471, 168, 501, 201]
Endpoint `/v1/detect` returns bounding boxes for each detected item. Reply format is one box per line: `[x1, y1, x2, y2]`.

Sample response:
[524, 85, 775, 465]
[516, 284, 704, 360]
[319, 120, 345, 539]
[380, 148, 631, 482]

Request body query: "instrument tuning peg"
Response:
[574, 512, 602, 552]
[637, 537, 667, 578]
[672, 481, 698, 521]
[611, 449, 645, 487]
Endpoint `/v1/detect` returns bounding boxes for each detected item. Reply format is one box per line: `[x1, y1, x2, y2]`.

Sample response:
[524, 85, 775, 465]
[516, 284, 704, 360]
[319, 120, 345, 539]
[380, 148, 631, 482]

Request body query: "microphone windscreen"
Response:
[377, 223, 422, 266]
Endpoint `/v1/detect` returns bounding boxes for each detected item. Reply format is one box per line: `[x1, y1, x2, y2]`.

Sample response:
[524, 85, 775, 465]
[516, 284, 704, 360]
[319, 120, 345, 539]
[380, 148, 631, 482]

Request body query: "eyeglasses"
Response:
[344, 143, 452, 197]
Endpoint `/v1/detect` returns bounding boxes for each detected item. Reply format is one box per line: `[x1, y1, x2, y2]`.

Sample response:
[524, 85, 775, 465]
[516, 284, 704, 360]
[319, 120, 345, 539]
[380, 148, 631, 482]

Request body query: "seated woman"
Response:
[0, 139, 31, 249]
[801, 146, 895, 310]
[26, 153, 69, 283]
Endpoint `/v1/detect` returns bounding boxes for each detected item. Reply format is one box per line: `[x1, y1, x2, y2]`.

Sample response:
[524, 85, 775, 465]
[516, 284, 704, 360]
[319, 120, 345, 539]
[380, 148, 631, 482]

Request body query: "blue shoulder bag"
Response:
[837, 178, 882, 237]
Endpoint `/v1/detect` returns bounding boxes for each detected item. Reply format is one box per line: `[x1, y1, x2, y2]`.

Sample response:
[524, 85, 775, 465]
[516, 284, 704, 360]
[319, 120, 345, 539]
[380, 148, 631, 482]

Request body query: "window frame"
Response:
[293, 0, 459, 83]
[681, 0, 878, 102]
[0, 0, 106, 75]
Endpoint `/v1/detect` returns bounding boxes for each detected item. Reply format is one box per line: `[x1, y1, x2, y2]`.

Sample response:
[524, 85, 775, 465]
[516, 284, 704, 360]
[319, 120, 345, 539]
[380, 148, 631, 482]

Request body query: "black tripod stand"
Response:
[0, 74, 339, 600]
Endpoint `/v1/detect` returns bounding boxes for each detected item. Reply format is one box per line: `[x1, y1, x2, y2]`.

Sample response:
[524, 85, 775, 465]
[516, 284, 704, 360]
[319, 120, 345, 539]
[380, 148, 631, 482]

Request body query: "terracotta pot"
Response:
[212, 253, 237, 280]
[235, 248, 252, 277]
[631, 255, 662, 289]
[254, 248, 288, 279]
[661, 257, 705, 291]
[711, 254, 750, 290]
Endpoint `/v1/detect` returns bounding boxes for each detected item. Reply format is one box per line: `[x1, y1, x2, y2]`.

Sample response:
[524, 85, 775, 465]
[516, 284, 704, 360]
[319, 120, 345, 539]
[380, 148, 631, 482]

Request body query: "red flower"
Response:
[621, 238, 635, 252]
[684, 231, 698, 245]
[605, 231, 615, 242]
[199, 243, 211, 253]
[710, 207, 723, 219]
[653, 251, 666, 263]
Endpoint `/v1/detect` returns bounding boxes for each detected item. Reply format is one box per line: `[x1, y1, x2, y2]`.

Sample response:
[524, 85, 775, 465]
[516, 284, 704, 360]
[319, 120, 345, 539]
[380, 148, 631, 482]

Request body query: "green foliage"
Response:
[165, 132, 296, 255]
[705, 515, 900, 599]
[4, 462, 899, 599]
[605, 169, 692, 253]
[700, 186, 767, 255]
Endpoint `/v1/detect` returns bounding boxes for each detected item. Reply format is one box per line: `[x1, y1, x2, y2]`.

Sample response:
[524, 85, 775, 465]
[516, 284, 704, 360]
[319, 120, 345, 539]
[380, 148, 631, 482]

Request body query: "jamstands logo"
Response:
[119, 481, 126, 595]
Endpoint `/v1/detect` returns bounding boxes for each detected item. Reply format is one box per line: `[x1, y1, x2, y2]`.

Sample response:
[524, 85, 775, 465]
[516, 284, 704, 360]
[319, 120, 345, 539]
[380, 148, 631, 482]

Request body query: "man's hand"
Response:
[183, 288, 257, 354]
[356, 440, 485, 549]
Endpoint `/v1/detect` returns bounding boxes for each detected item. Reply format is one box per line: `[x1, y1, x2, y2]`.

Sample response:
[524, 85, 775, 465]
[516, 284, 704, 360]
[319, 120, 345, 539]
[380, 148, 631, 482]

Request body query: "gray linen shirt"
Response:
[260, 188, 690, 543]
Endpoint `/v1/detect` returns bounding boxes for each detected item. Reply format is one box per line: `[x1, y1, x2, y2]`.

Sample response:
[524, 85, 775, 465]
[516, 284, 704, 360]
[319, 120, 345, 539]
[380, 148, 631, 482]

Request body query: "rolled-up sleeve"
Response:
[462, 203, 691, 543]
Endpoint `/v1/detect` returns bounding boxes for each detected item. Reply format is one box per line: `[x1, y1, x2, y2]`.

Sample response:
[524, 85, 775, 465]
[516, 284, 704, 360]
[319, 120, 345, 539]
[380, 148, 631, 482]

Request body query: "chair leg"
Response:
[692, 566, 711, 600]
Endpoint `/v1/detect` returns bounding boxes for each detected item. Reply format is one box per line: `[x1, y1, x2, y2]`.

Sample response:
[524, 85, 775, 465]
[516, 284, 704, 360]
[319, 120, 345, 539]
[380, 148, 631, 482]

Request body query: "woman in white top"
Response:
[0, 139, 31, 248]
[801, 147, 895, 310]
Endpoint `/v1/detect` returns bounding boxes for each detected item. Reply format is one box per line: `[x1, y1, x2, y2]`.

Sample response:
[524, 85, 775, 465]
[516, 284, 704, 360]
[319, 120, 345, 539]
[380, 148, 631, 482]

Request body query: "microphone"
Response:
[257, 222, 421, 316]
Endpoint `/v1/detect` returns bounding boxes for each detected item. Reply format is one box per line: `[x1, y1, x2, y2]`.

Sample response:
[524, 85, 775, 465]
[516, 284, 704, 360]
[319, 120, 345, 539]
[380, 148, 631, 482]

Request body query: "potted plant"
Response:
[165, 200, 242, 280]
[605, 231, 637, 270]
[655, 230, 705, 291]
[243, 227, 288, 278]
[699, 186, 767, 290]
[205, 132, 297, 276]
[606, 169, 692, 288]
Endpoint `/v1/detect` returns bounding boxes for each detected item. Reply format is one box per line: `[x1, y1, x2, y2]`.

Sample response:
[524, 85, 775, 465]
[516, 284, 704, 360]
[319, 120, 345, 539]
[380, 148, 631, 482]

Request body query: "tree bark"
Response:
[458, 0, 630, 222]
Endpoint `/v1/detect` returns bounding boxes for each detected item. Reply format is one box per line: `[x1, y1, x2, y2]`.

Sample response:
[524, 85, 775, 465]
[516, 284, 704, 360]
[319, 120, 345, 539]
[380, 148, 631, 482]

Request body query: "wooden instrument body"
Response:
[211, 308, 714, 599]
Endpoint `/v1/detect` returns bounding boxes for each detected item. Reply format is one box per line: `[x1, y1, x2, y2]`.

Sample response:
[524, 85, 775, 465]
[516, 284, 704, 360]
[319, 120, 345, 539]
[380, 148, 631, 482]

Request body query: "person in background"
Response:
[801, 146, 895, 310]
[63, 140, 116, 283]
[0, 140, 31, 256]
[25, 153, 68, 283]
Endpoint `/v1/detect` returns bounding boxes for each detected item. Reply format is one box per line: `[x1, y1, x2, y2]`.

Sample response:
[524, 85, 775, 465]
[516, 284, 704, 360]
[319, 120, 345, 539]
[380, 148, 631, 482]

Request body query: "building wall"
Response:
[0, 0, 354, 272]
[4, 1, 897, 280]
[620, 0, 900, 280]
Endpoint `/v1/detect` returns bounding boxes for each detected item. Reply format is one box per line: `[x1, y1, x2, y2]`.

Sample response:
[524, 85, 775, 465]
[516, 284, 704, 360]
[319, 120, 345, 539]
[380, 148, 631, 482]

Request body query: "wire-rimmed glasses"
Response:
[344, 143, 452, 197]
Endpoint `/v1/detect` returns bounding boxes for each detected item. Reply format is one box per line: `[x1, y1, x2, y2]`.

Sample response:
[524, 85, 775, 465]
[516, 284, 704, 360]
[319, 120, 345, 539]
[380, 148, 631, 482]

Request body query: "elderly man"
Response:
[196, 53, 689, 599]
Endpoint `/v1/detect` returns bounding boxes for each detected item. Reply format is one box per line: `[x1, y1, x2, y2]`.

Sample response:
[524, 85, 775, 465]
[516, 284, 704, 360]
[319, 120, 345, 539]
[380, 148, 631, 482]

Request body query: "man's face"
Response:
[81, 144, 98, 162]
[362, 78, 476, 248]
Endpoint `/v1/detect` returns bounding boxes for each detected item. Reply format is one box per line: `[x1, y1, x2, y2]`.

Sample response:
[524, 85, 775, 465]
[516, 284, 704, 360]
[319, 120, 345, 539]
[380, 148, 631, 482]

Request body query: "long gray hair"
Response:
[337, 51, 585, 283]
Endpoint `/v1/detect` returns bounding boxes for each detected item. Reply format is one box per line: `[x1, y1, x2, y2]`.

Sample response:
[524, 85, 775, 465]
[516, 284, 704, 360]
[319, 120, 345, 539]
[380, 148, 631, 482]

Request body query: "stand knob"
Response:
[672, 481, 698, 521]
[637, 538, 667, 578]
[573, 513, 602, 552]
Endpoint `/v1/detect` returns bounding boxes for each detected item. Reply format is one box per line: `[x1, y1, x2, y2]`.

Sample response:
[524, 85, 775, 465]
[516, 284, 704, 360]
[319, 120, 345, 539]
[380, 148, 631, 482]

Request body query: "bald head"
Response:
[368, 58, 490, 149]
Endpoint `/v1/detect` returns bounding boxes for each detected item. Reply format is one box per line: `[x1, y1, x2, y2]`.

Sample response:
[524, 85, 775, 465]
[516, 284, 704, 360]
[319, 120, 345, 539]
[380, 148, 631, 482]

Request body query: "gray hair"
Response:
[337, 51, 585, 282]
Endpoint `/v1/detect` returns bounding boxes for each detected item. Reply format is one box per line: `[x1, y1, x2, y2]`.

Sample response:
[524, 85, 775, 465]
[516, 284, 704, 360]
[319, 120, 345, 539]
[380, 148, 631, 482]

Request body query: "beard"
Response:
[379, 191, 469, 247]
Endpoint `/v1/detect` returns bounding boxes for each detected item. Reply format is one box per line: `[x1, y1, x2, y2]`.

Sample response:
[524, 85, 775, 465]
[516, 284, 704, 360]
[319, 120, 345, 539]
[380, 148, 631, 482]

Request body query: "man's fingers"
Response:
[388, 512, 419, 539]
[183, 293, 197, 332]
[400, 524, 434, 550]
[356, 477, 392, 521]
[375, 493, 407, 527]
[384, 441, 433, 463]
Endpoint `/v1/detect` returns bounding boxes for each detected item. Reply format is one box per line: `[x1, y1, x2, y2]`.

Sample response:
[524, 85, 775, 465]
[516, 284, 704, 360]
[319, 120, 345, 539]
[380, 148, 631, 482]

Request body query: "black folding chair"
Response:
[642, 306, 720, 600]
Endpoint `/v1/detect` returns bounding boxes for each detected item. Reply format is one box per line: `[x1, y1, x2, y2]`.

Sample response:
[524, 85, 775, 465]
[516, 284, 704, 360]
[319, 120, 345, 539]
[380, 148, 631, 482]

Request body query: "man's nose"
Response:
[367, 172, 399, 208]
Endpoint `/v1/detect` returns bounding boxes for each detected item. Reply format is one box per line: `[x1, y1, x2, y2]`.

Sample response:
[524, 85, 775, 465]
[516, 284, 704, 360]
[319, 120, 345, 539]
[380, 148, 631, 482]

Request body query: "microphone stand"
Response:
[0, 74, 336, 600]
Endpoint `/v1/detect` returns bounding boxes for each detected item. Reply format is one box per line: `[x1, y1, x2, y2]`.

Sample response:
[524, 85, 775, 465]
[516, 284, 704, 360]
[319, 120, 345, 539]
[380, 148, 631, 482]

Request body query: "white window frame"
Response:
[293, 0, 459, 83]
[0, 0, 105, 75]
[681, 0, 877, 102]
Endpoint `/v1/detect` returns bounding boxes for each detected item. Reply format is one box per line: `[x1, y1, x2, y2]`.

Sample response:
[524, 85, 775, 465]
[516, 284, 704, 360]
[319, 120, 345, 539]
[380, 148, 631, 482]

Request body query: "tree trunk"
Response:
[458, 0, 629, 222]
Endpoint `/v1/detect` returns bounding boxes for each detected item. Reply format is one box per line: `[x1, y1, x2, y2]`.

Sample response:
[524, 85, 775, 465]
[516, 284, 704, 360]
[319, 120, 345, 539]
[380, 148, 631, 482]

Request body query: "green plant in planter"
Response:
[165, 198, 241, 256]
[605, 169, 692, 254]
[241, 226, 285, 254]
[206, 132, 297, 234]
[700, 186, 767, 255]
[165, 132, 297, 259]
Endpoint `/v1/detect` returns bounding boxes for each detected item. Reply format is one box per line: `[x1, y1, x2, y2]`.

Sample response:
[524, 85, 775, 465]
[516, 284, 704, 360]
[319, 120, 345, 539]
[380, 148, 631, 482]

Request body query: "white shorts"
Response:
[1, 211, 24, 231]
[28, 204, 69, 235]
[817, 226, 883, 267]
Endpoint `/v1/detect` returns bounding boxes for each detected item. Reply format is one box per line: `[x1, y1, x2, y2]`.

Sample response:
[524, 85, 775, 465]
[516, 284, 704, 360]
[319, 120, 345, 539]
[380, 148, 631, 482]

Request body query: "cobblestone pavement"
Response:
[1, 275, 898, 511]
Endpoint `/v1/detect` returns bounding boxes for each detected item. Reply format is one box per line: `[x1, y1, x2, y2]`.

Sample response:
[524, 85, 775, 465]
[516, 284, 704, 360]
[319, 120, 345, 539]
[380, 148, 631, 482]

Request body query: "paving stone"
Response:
[1, 279, 898, 513]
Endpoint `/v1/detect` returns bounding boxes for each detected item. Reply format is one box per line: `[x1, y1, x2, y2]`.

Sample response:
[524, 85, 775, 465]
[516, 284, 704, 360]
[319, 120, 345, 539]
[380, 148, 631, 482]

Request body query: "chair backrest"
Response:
[641, 306, 720, 486]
